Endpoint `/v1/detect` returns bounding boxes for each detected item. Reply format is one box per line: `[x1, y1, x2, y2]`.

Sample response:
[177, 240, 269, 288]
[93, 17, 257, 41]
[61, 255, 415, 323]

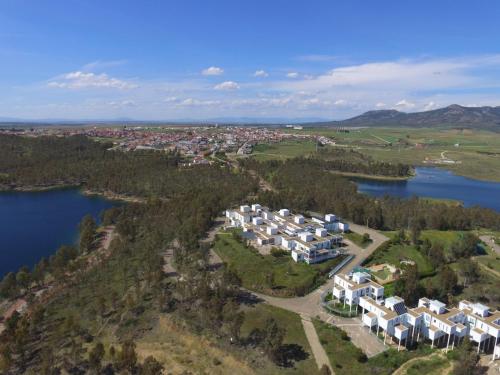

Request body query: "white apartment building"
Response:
[225, 204, 347, 264]
[332, 272, 384, 307]
[332, 273, 500, 357]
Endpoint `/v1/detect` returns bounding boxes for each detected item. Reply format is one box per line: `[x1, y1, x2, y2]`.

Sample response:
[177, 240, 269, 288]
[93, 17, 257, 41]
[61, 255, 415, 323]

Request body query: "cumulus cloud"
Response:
[48, 71, 137, 89]
[29, 54, 500, 120]
[179, 98, 221, 107]
[214, 81, 240, 90]
[423, 101, 438, 111]
[254, 70, 269, 77]
[108, 100, 136, 108]
[164, 96, 179, 103]
[202, 66, 224, 76]
[394, 99, 415, 109]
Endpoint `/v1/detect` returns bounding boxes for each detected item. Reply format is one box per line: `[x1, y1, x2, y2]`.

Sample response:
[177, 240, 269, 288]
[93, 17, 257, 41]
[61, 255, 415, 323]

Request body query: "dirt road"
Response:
[480, 235, 500, 255]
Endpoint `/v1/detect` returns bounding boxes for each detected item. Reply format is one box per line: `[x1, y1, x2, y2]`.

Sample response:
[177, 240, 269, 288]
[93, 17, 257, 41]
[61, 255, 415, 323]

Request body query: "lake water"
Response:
[0, 189, 116, 278]
[355, 167, 500, 212]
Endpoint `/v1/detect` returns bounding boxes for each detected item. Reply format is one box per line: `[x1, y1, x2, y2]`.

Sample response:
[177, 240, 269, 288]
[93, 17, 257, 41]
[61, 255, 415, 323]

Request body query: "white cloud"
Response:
[14, 54, 500, 120]
[48, 71, 137, 90]
[254, 70, 269, 77]
[179, 98, 221, 107]
[287, 72, 299, 78]
[108, 100, 136, 108]
[164, 96, 179, 103]
[423, 101, 438, 111]
[394, 99, 415, 109]
[214, 81, 240, 90]
[82, 60, 127, 71]
[202, 66, 224, 76]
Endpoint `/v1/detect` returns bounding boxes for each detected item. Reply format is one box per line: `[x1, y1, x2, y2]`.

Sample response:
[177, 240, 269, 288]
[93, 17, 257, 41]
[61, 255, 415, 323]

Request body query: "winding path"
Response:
[247, 223, 389, 357]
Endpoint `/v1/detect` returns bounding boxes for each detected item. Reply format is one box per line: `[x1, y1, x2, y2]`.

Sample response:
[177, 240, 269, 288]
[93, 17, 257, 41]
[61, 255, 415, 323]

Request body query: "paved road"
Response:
[248, 223, 389, 357]
[169, 218, 389, 358]
[301, 314, 333, 372]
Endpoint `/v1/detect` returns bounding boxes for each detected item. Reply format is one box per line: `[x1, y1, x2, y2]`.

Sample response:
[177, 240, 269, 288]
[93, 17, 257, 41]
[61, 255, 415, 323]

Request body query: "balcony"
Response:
[362, 312, 377, 327]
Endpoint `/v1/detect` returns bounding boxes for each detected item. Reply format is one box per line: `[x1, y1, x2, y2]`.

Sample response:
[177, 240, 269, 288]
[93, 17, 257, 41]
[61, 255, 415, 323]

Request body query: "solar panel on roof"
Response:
[393, 302, 407, 316]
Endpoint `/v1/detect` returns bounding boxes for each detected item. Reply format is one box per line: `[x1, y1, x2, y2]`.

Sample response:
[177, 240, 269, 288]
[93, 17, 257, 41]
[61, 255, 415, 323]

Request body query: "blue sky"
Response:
[1, 0, 500, 120]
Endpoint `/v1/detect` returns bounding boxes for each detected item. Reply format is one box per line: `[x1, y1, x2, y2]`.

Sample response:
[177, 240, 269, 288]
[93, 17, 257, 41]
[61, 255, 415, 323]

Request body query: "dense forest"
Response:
[242, 157, 500, 231]
[311, 148, 412, 177]
[0, 134, 498, 373]
[0, 135, 215, 198]
[0, 134, 264, 373]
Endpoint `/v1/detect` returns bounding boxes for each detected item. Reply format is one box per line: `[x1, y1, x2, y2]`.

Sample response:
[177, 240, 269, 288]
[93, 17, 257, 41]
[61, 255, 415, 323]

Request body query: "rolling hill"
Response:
[313, 104, 500, 130]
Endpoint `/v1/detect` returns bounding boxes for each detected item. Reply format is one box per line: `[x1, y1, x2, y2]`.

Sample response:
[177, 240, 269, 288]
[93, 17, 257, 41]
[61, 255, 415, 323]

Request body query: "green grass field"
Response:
[280, 127, 500, 181]
[251, 140, 318, 161]
[214, 232, 345, 296]
[365, 242, 434, 274]
[344, 231, 372, 248]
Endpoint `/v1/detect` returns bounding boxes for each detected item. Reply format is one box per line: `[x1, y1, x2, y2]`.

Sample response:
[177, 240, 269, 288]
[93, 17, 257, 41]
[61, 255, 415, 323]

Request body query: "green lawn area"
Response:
[251, 140, 318, 161]
[214, 232, 345, 296]
[369, 230, 468, 274]
[420, 230, 463, 250]
[344, 231, 372, 248]
[241, 304, 319, 375]
[365, 242, 433, 274]
[372, 267, 391, 280]
[313, 320, 434, 375]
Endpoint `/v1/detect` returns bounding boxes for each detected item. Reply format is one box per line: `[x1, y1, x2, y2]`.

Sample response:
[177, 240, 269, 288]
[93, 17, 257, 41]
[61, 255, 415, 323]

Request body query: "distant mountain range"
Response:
[312, 104, 500, 130]
[2, 104, 500, 130]
[0, 116, 327, 126]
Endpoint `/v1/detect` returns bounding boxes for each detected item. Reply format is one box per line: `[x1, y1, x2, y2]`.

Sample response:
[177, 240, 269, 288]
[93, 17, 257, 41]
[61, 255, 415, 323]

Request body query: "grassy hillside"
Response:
[214, 231, 345, 296]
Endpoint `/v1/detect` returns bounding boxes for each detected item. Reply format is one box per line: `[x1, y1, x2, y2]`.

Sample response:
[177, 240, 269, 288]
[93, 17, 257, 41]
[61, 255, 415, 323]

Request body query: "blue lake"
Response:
[355, 167, 500, 212]
[0, 189, 116, 278]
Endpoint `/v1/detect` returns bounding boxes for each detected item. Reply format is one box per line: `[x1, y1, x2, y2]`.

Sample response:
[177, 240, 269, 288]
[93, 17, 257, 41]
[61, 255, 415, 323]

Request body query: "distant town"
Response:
[0, 125, 335, 165]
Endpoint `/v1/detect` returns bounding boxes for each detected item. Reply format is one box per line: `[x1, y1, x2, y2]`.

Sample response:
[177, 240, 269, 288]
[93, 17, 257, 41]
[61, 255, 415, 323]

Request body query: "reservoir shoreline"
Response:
[0, 189, 117, 278]
[354, 166, 500, 212]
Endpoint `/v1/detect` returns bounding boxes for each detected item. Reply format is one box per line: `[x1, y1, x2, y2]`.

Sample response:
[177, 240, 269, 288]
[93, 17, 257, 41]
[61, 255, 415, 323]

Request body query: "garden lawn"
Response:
[344, 231, 372, 248]
[214, 232, 345, 296]
[365, 243, 433, 274]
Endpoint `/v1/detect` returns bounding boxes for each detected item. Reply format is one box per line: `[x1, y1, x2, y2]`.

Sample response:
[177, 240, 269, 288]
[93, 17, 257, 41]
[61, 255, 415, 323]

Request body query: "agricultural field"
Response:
[250, 140, 318, 161]
[213, 231, 345, 297]
[281, 127, 500, 181]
